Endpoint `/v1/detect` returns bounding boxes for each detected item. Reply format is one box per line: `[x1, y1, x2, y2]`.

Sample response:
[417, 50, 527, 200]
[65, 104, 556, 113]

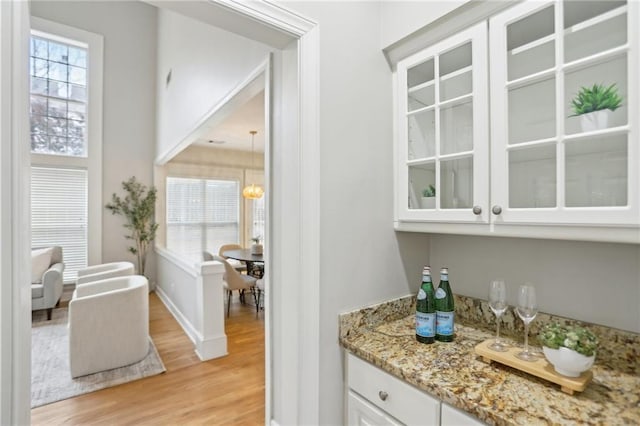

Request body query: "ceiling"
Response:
[193, 90, 265, 153]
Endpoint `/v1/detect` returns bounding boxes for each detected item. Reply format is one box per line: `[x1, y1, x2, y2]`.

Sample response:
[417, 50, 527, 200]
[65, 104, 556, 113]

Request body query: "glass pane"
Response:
[49, 81, 69, 98]
[30, 95, 47, 116]
[68, 66, 86, 86]
[509, 77, 555, 144]
[47, 117, 67, 137]
[407, 58, 434, 89]
[439, 42, 472, 101]
[509, 145, 557, 208]
[440, 157, 473, 209]
[69, 84, 86, 102]
[440, 100, 473, 155]
[32, 38, 48, 59]
[408, 110, 435, 160]
[564, 1, 626, 63]
[30, 77, 48, 96]
[48, 41, 68, 63]
[507, 5, 555, 81]
[440, 70, 472, 102]
[67, 101, 86, 121]
[565, 56, 627, 135]
[48, 99, 67, 118]
[33, 58, 48, 78]
[48, 62, 68, 82]
[566, 135, 627, 207]
[408, 163, 436, 210]
[68, 47, 87, 68]
[408, 84, 434, 111]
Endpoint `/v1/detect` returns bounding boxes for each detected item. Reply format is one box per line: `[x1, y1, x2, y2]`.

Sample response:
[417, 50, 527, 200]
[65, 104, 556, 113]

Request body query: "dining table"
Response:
[222, 248, 264, 278]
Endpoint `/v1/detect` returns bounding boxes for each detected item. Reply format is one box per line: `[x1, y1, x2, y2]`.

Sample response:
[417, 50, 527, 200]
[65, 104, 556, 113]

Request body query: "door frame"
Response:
[3, 1, 321, 425]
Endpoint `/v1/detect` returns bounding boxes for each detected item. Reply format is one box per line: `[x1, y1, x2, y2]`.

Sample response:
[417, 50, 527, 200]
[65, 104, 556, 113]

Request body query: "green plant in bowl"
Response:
[538, 323, 598, 356]
[570, 83, 622, 116]
[538, 323, 598, 377]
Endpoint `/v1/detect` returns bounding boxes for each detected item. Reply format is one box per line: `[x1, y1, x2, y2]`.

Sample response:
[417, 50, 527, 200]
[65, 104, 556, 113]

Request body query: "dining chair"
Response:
[213, 255, 258, 317]
[256, 278, 265, 315]
[218, 244, 247, 273]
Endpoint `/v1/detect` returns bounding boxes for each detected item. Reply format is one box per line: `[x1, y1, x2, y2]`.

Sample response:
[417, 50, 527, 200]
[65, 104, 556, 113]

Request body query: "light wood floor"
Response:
[31, 291, 265, 425]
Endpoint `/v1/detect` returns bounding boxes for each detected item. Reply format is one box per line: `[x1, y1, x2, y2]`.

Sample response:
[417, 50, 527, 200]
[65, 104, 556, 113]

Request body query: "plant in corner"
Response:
[422, 184, 436, 198]
[106, 176, 158, 278]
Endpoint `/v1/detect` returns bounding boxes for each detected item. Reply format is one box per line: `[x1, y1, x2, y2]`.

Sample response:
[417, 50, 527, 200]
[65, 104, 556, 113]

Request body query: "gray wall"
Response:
[31, 1, 158, 281]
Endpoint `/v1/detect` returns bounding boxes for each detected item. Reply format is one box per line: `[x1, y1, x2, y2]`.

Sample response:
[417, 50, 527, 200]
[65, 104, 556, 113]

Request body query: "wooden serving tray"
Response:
[474, 339, 592, 395]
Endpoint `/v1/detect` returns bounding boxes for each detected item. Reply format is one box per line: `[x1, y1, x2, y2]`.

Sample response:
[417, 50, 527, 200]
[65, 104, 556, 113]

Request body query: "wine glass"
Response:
[488, 280, 508, 352]
[515, 284, 538, 361]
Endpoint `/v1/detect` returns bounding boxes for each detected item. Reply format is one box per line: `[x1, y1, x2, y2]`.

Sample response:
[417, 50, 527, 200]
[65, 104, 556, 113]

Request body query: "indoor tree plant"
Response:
[106, 176, 158, 278]
[538, 323, 598, 377]
[571, 83, 623, 131]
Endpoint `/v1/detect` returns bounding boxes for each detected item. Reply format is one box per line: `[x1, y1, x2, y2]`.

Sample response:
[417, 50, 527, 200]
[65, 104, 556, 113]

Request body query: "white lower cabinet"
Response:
[441, 403, 485, 426]
[346, 353, 485, 426]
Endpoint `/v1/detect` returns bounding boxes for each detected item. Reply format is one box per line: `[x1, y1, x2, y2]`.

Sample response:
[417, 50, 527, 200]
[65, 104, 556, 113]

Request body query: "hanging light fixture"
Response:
[242, 130, 264, 199]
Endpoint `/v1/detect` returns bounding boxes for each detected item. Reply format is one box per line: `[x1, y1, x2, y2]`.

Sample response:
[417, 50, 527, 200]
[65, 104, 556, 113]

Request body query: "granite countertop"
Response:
[339, 295, 640, 425]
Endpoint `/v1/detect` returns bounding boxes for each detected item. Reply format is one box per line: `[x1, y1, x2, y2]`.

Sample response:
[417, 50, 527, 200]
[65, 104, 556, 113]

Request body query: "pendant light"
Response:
[242, 130, 264, 199]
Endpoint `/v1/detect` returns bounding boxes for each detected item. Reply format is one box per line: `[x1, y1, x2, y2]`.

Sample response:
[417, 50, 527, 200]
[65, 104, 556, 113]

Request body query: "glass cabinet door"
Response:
[397, 23, 488, 223]
[490, 0, 638, 225]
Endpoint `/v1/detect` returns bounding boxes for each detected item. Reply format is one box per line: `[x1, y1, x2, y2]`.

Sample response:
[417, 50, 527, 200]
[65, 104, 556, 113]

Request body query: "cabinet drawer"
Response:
[347, 353, 440, 426]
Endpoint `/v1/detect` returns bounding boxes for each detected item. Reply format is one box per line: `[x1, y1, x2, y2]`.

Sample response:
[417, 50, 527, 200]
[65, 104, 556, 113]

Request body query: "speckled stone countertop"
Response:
[339, 295, 640, 425]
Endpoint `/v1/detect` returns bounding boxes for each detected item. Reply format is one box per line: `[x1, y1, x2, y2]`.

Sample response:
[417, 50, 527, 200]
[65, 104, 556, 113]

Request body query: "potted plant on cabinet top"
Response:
[571, 83, 623, 132]
[421, 185, 436, 209]
[538, 323, 598, 377]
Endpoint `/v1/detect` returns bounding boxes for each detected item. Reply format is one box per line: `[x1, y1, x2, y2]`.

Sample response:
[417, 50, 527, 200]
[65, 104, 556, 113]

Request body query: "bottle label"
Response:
[417, 288, 426, 300]
[416, 312, 435, 338]
[422, 274, 431, 282]
[435, 288, 446, 299]
[436, 311, 454, 336]
[441, 273, 448, 281]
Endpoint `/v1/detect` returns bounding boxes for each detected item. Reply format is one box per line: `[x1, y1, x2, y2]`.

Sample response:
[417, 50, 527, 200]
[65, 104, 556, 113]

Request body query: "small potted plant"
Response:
[538, 323, 598, 377]
[250, 236, 263, 255]
[421, 184, 436, 209]
[570, 83, 622, 132]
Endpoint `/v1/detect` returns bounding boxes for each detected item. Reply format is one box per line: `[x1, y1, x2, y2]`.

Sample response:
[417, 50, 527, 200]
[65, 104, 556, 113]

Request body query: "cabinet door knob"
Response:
[378, 390, 388, 401]
[492, 205, 502, 215]
[472, 205, 482, 215]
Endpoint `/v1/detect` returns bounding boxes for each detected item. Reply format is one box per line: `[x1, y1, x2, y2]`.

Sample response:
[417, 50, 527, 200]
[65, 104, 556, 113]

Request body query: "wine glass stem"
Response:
[496, 316, 501, 342]
[523, 323, 529, 353]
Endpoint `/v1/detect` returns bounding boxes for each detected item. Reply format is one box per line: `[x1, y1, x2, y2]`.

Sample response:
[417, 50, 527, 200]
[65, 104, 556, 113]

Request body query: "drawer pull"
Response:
[378, 390, 388, 401]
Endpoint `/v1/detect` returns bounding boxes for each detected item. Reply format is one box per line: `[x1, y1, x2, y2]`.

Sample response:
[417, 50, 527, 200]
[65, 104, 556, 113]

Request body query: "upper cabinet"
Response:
[394, 0, 639, 243]
[397, 23, 489, 224]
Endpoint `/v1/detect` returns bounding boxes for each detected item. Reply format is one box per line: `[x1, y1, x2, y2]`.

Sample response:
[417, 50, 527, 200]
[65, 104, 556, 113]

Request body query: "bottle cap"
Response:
[440, 267, 448, 273]
[422, 266, 431, 273]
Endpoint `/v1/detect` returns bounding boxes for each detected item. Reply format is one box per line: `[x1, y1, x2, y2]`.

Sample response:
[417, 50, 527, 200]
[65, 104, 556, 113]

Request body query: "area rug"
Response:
[31, 307, 166, 408]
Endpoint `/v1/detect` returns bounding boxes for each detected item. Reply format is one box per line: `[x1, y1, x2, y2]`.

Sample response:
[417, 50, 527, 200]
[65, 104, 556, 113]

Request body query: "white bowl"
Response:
[542, 346, 595, 377]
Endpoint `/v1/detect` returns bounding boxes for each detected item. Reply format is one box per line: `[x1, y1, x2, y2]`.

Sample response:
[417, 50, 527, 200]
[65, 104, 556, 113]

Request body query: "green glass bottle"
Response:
[415, 266, 436, 344]
[435, 267, 455, 342]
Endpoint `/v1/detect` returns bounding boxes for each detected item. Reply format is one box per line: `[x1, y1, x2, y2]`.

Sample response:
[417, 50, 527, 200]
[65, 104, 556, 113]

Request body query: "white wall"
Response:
[155, 9, 272, 159]
[277, 2, 432, 424]
[379, 0, 466, 49]
[30, 1, 158, 281]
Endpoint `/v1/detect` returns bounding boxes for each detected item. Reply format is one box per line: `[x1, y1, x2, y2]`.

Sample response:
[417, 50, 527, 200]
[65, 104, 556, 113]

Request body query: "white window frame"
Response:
[29, 17, 103, 268]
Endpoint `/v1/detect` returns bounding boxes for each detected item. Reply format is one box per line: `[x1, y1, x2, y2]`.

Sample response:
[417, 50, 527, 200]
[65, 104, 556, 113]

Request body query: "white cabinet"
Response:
[396, 22, 489, 224]
[394, 0, 640, 243]
[441, 403, 485, 426]
[346, 353, 441, 426]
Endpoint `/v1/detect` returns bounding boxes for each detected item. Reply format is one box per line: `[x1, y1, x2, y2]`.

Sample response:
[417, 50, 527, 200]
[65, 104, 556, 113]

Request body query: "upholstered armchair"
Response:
[31, 246, 64, 320]
[75, 261, 135, 286]
[68, 275, 149, 378]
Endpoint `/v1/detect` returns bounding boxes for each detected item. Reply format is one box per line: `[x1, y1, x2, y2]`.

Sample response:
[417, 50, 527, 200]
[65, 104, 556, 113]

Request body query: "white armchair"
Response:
[68, 275, 149, 378]
[76, 261, 135, 286]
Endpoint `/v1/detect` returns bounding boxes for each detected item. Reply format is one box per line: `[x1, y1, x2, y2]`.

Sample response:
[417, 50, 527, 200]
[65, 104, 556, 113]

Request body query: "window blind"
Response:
[166, 177, 239, 262]
[31, 166, 88, 282]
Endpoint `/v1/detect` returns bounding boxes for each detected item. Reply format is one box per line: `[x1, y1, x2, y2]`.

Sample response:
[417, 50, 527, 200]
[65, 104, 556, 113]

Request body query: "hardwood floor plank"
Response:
[31, 292, 265, 425]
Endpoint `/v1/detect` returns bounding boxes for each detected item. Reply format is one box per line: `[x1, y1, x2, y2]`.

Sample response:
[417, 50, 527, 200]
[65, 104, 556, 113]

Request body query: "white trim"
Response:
[29, 17, 104, 266]
[155, 246, 198, 278]
[154, 284, 199, 345]
[1, 1, 31, 423]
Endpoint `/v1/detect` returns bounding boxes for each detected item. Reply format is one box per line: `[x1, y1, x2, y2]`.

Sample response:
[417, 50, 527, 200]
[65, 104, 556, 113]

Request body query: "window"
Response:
[166, 177, 240, 262]
[29, 18, 103, 283]
[30, 35, 87, 156]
